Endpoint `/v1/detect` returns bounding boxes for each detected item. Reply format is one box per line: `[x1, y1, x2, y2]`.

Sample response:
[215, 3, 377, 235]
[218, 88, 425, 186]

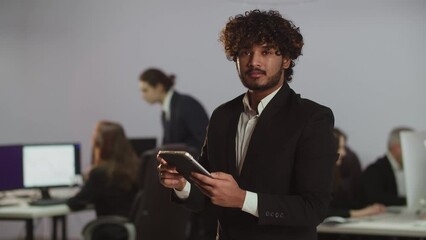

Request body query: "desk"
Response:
[0, 203, 70, 240]
[318, 212, 426, 238]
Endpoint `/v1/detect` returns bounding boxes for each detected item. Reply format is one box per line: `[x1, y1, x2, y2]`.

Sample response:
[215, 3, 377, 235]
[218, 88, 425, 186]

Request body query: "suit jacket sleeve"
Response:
[171, 93, 209, 152]
[67, 168, 98, 211]
[180, 97, 209, 151]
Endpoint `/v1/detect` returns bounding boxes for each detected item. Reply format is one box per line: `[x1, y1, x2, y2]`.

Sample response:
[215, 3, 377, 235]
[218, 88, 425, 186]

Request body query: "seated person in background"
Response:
[361, 126, 413, 206]
[337, 130, 362, 200]
[327, 128, 386, 218]
[67, 121, 140, 239]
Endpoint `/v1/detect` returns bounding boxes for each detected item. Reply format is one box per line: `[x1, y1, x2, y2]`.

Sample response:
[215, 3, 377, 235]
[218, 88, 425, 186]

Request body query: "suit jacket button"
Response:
[275, 212, 279, 218]
[265, 211, 270, 217]
[280, 213, 284, 218]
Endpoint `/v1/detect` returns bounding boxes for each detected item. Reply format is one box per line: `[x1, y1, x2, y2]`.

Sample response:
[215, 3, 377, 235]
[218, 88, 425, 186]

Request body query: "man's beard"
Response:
[240, 68, 283, 91]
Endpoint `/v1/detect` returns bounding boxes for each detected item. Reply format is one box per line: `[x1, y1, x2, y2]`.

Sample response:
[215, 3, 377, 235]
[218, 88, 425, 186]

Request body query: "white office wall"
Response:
[0, 0, 425, 238]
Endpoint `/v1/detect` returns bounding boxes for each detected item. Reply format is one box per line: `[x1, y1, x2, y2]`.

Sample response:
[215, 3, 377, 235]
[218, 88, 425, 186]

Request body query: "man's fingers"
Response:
[192, 179, 213, 198]
[192, 171, 229, 182]
[210, 172, 228, 179]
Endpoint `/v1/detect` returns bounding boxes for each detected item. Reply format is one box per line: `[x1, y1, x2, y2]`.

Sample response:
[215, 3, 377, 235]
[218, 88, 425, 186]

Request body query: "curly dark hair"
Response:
[220, 10, 304, 82]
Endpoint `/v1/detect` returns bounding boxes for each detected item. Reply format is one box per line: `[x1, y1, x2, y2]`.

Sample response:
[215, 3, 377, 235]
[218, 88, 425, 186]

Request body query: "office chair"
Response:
[131, 144, 195, 240]
[82, 215, 136, 240]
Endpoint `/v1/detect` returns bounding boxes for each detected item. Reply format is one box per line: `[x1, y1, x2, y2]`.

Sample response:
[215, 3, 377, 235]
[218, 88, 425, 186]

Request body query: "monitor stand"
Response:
[40, 187, 52, 200]
[29, 188, 67, 206]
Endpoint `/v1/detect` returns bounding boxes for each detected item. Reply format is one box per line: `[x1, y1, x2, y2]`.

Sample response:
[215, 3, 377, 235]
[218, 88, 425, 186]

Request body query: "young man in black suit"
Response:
[158, 10, 337, 240]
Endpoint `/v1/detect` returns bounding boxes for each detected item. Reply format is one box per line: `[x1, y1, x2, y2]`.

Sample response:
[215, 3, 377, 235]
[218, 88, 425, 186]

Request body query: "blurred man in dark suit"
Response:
[139, 68, 216, 240]
[361, 127, 413, 206]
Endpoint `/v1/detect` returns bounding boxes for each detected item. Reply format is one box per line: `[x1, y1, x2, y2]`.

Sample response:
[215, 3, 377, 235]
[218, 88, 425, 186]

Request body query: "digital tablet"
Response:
[157, 150, 212, 182]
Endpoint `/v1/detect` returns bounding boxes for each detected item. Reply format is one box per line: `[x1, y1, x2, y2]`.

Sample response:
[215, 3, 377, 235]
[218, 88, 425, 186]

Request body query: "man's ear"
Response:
[283, 57, 291, 69]
[154, 83, 165, 93]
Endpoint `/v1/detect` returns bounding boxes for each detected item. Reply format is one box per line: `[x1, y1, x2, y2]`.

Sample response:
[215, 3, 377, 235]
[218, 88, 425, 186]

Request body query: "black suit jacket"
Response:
[176, 83, 336, 240]
[361, 155, 406, 206]
[162, 91, 209, 153]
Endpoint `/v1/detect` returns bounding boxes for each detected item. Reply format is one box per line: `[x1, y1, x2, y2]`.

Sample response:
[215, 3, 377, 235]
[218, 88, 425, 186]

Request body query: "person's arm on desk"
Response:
[349, 203, 386, 218]
[327, 203, 386, 219]
[66, 169, 97, 211]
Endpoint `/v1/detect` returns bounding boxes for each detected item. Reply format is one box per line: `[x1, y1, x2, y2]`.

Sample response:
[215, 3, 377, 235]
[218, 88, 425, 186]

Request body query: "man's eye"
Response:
[262, 50, 272, 55]
[239, 51, 251, 56]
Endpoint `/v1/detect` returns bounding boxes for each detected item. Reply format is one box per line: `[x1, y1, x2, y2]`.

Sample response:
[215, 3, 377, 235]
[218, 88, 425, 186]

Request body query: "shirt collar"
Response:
[386, 151, 402, 171]
[162, 89, 174, 113]
[242, 87, 281, 116]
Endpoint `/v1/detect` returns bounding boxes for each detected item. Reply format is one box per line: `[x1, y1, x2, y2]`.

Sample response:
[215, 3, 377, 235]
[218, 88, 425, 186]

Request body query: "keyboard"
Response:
[0, 199, 21, 207]
[29, 198, 68, 206]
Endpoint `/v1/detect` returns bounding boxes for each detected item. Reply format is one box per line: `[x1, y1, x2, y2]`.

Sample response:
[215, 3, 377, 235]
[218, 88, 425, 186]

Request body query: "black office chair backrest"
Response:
[130, 144, 196, 240]
[82, 215, 136, 240]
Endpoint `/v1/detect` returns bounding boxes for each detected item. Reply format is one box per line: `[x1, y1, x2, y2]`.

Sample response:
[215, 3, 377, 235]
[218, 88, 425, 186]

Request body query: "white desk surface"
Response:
[0, 188, 78, 219]
[0, 203, 70, 219]
[318, 212, 426, 238]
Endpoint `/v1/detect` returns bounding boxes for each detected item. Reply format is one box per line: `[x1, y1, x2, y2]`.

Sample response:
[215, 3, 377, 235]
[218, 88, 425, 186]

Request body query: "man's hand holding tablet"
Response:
[157, 150, 212, 186]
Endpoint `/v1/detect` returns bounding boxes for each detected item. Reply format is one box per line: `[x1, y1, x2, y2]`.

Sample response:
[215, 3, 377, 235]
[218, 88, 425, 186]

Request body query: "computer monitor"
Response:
[129, 138, 157, 158]
[0, 143, 81, 199]
[400, 131, 426, 213]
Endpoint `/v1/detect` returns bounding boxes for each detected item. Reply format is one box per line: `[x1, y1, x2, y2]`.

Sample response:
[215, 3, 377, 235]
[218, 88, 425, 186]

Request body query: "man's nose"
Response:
[248, 52, 262, 68]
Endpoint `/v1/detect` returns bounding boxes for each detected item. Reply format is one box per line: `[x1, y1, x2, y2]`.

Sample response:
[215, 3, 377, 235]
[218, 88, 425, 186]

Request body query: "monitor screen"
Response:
[129, 138, 157, 157]
[0, 143, 81, 193]
[400, 131, 426, 213]
[23, 143, 81, 188]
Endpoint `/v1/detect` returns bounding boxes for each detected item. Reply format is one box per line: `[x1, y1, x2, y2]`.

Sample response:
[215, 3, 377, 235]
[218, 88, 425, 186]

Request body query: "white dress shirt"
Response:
[162, 89, 174, 121]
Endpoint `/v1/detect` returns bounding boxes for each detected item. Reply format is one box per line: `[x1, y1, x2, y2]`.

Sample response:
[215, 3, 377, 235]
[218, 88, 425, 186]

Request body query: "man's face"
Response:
[391, 143, 404, 168]
[139, 81, 163, 104]
[236, 44, 290, 93]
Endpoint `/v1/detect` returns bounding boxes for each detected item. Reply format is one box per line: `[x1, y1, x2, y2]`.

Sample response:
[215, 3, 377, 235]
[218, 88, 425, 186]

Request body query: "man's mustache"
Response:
[245, 68, 266, 76]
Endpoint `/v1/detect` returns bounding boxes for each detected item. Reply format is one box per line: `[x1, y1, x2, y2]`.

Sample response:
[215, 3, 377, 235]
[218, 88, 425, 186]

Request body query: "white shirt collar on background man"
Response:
[162, 89, 174, 121]
[386, 151, 406, 197]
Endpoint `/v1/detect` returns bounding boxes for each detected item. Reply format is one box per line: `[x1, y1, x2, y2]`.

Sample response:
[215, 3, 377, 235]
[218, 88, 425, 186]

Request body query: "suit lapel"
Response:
[240, 83, 292, 177]
[226, 96, 244, 178]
